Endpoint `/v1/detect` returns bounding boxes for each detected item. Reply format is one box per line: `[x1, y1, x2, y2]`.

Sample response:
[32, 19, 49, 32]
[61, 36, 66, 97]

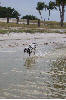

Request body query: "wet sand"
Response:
[0, 32, 66, 99]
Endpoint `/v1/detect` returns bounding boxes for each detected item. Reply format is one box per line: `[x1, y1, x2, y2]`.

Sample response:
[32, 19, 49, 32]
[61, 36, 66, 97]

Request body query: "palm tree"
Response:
[36, 2, 44, 19]
[47, 1, 57, 18]
[56, 0, 66, 27]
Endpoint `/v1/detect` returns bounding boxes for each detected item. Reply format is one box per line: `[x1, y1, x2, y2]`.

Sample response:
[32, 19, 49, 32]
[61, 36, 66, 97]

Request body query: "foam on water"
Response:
[35, 50, 48, 57]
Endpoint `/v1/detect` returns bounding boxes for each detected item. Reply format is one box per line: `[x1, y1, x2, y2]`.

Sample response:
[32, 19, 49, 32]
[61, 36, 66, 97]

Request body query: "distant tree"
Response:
[47, 1, 57, 16]
[12, 8, 20, 24]
[0, 6, 20, 23]
[56, 0, 66, 27]
[22, 15, 38, 20]
[46, 1, 57, 20]
[36, 2, 45, 19]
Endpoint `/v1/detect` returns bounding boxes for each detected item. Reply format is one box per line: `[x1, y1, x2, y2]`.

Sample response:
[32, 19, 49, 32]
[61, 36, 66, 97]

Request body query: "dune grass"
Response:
[0, 21, 66, 29]
[0, 29, 9, 34]
[0, 21, 66, 34]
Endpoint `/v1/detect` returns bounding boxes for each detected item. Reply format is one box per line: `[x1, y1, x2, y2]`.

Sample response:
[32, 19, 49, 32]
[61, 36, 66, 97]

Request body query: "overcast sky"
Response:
[0, 0, 66, 22]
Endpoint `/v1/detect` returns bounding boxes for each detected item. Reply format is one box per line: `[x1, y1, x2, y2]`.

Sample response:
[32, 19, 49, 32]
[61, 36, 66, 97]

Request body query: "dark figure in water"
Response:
[24, 48, 32, 56]
[24, 43, 37, 56]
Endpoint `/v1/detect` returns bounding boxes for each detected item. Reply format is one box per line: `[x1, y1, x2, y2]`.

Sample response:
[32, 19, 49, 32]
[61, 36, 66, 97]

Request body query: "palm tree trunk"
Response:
[38, 19, 40, 27]
[39, 10, 42, 20]
[49, 10, 50, 16]
[27, 18, 29, 25]
[7, 17, 9, 23]
[61, 2, 64, 27]
[16, 17, 19, 24]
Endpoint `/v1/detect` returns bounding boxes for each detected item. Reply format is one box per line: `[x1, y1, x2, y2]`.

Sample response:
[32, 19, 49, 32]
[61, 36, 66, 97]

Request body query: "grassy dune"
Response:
[0, 21, 66, 34]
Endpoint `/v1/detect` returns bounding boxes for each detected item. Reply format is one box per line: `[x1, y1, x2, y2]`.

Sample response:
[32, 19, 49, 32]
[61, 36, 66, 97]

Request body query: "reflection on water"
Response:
[24, 57, 36, 69]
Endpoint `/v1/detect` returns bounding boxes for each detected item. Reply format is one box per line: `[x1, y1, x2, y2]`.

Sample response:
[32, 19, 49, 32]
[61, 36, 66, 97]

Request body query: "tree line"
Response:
[0, 0, 66, 27]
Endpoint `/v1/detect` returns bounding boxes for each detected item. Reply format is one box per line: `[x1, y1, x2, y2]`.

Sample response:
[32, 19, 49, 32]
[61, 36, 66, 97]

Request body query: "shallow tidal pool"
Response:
[0, 32, 66, 99]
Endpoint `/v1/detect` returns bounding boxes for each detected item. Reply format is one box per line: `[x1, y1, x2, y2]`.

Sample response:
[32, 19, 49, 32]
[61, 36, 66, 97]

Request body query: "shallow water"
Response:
[0, 33, 66, 99]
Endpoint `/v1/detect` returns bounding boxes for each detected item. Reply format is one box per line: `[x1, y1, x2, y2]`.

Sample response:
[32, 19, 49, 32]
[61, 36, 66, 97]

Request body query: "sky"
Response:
[0, 0, 66, 22]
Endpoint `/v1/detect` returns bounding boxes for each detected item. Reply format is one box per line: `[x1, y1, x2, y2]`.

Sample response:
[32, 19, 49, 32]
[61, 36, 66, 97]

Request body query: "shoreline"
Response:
[0, 32, 66, 48]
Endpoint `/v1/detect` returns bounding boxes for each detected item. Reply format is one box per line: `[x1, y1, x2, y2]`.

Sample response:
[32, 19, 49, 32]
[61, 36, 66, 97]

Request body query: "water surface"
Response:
[0, 33, 66, 99]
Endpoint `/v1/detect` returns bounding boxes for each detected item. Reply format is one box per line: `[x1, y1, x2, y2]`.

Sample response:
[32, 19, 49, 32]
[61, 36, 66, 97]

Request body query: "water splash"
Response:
[35, 50, 49, 57]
